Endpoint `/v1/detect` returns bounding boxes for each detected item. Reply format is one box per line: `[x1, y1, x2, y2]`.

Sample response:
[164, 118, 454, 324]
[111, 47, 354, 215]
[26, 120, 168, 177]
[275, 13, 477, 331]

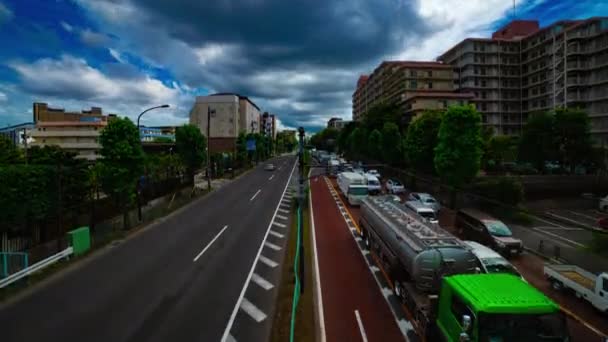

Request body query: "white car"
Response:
[365, 174, 382, 195]
[386, 179, 405, 194]
[367, 169, 381, 180]
[463, 241, 524, 279]
[600, 195, 608, 212]
[408, 192, 441, 212]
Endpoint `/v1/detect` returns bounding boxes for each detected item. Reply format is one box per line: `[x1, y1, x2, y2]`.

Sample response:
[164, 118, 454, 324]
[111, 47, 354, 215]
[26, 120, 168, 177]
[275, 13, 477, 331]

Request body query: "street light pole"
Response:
[136, 104, 170, 140]
[135, 104, 169, 222]
[207, 106, 216, 191]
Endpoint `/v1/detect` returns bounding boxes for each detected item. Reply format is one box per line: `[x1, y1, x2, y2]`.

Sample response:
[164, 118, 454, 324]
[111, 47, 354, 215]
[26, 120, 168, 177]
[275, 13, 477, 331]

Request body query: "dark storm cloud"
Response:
[131, 0, 431, 68]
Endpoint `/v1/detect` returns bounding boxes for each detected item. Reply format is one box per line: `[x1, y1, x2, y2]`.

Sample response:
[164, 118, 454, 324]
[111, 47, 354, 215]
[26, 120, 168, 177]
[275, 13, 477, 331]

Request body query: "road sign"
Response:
[246, 138, 256, 151]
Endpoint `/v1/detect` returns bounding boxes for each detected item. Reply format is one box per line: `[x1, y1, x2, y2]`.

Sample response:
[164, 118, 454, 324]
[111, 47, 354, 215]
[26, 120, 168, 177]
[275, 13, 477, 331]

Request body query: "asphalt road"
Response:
[0, 155, 296, 342]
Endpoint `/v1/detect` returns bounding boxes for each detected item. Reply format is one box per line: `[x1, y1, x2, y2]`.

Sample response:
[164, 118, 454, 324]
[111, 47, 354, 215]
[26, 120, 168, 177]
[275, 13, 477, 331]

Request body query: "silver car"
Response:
[264, 163, 275, 171]
[408, 192, 441, 212]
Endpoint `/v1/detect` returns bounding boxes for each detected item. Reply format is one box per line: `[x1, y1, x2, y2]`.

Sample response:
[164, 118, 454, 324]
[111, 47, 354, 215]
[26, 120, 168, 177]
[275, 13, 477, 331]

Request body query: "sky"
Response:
[0, 0, 606, 132]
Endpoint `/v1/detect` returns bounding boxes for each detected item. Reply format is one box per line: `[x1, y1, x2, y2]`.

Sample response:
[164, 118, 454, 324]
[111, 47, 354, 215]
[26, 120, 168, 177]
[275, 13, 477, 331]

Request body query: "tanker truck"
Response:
[359, 196, 570, 341]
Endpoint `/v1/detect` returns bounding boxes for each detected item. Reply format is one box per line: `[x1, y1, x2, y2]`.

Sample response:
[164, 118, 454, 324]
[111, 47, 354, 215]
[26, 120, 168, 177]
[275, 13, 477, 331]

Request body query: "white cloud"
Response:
[9, 55, 192, 126]
[396, 0, 527, 60]
[194, 43, 237, 65]
[60, 21, 73, 32]
[275, 117, 296, 131]
[79, 28, 110, 46]
[108, 48, 125, 63]
[0, 91, 7, 102]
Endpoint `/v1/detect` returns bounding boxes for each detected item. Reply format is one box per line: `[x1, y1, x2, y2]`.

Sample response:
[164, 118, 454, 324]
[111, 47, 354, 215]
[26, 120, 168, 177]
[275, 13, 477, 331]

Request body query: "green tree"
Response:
[337, 121, 357, 155]
[554, 108, 592, 173]
[349, 127, 368, 159]
[518, 112, 556, 172]
[0, 135, 22, 164]
[434, 105, 483, 207]
[175, 124, 207, 184]
[381, 123, 402, 165]
[362, 103, 401, 132]
[99, 117, 145, 229]
[404, 110, 442, 173]
[368, 129, 382, 158]
[487, 135, 519, 168]
[236, 132, 248, 166]
[310, 128, 339, 152]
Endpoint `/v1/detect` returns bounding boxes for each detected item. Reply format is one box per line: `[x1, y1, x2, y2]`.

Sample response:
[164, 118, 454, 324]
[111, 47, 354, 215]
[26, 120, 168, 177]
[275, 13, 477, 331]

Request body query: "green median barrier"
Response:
[67, 227, 91, 256]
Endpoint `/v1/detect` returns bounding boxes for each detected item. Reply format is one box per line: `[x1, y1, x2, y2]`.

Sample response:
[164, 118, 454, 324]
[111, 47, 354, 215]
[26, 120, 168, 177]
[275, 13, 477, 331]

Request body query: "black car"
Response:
[455, 209, 523, 257]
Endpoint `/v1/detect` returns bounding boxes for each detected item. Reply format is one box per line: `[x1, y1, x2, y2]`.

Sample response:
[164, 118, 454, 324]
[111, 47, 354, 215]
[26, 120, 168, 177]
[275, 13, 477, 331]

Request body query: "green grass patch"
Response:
[270, 202, 316, 342]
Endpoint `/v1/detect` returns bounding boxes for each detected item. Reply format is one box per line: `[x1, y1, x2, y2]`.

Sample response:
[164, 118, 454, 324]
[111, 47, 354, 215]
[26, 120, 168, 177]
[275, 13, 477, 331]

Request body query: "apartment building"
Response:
[327, 117, 351, 130]
[29, 103, 110, 160]
[261, 112, 276, 139]
[352, 61, 469, 123]
[438, 17, 608, 142]
[189, 93, 261, 152]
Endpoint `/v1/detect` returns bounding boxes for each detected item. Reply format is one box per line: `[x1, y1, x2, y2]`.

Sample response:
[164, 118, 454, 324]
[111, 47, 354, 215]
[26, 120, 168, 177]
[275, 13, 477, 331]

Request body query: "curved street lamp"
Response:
[137, 104, 170, 138]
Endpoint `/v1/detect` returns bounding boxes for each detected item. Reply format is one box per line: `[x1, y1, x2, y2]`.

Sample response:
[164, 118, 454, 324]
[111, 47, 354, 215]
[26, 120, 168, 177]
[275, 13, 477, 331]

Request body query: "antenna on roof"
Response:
[512, 0, 516, 19]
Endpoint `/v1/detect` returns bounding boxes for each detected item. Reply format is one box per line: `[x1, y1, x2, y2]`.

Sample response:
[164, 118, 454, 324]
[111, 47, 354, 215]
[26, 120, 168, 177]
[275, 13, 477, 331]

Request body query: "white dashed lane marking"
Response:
[275, 214, 289, 220]
[264, 241, 282, 251]
[269, 230, 285, 239]
[259, 255, 278, 268]
[251, 273, 274, 290]
[240, 298, 267, 322]
[272, 222, 287, 228]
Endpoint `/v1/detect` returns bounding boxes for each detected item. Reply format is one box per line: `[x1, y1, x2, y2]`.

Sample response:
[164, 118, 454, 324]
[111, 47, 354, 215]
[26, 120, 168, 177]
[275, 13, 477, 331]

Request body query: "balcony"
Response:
[30, 141, 101, 149]
[29, 130, 100, 138]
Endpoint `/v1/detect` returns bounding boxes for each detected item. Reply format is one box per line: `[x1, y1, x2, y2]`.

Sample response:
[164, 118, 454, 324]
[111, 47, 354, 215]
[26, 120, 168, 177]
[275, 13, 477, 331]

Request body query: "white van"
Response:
[464, 240, 523, 279]
[366, 174, 381, 195]
[404, 201, 438, 224]
[337, 172, 368, 206]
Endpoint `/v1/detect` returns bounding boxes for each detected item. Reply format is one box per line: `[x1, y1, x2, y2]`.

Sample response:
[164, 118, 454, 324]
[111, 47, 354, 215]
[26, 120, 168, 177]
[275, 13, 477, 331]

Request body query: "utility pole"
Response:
[297, 126, 305, 293]
[207, 106, 215, 191]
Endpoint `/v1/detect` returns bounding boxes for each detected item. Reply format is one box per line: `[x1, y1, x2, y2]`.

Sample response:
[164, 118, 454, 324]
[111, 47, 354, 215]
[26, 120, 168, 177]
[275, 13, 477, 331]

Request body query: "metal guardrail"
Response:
[0, 247, 73, 289]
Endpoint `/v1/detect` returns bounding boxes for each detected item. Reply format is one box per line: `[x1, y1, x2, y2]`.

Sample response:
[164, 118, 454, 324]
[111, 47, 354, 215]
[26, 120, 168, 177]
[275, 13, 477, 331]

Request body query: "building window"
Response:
[481, 68, 486, 76]
[475, 79, 479, 86]
[503, 115, 509, 123]
[474, 67, 479, 75]
[428, 71, 432, 77]
[482, 103, 487, 111]
[410, 70, 416, 77]
[474, 92, 479, 97]
[410, 80, 417, 89]
[481, 92, 487, 99]
[481, 80, 487, 87]
[428, 82, 433, 89]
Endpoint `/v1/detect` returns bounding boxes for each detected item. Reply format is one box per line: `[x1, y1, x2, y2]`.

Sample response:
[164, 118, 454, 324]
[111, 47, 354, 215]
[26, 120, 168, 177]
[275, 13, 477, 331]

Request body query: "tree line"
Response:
[0, 117, 287, 246]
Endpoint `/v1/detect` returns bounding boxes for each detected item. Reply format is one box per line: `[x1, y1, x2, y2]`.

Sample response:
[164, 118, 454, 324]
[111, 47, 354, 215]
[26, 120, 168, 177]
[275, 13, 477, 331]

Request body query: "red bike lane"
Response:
[310, 176, 405, 342]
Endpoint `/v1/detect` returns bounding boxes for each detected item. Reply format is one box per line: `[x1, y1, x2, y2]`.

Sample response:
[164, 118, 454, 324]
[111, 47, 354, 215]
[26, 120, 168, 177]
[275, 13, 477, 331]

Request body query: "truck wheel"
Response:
[393, 281, 404, 302]
[550, 279, 563, 291]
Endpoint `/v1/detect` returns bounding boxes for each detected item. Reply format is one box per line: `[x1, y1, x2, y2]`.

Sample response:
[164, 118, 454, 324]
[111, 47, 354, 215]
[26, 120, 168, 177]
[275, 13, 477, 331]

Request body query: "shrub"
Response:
[471, 176, 524, 206]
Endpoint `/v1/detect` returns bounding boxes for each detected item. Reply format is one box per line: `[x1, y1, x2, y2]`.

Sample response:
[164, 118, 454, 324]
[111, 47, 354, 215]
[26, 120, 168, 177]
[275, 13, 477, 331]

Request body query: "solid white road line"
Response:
[531, 227, 586, 248]
[269, 230, 284, 239]
[275, 214, 289, 220]
[568, 210, 599, 221]
[250, 189, 262, 201]
[251, 273, 274, 290]
[309, 171, 326, 342]
[354, 310, 368, 342]
[264, 241, 282, 251]
[193, 225, 229, 262]
[220, 159, 297, 342]
[545, 211, 596, 229]
[240, 298, 267, 322]
[278, 208, 289, 214]
[272, 221, 287, 228]
[259, 255, 278, 268]
[268, 175, 275, 181]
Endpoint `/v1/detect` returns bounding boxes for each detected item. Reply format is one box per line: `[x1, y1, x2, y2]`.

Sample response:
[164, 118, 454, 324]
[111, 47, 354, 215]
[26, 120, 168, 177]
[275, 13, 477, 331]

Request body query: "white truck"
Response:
[544, 264, 608, 313]
[337, 172, 368, 206]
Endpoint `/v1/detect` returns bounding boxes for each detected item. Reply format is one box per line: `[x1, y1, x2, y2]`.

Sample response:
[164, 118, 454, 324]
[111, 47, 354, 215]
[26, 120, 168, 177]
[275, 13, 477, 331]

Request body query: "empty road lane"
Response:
[0, 155, 296, 342]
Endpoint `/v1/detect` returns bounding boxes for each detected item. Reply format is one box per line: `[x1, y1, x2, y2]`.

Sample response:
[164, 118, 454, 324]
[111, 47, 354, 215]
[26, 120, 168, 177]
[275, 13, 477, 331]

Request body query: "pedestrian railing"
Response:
[0, 247, 73, 289]
[1, 252, 28, 279]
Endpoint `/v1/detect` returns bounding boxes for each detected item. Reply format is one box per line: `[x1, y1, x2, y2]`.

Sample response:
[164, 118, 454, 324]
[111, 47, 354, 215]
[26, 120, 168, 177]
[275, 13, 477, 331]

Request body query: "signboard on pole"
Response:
[246, 138, 256, 151]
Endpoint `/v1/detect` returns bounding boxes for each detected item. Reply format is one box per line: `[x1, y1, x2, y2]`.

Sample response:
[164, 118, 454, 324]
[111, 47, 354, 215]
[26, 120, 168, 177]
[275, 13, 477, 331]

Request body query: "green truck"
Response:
[359, 197, 569, 341]
[437, 273, 569, 341]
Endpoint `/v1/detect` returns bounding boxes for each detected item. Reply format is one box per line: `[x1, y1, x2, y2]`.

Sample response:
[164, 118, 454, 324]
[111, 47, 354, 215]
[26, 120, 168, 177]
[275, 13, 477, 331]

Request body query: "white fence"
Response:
[0, 246, 73, 289]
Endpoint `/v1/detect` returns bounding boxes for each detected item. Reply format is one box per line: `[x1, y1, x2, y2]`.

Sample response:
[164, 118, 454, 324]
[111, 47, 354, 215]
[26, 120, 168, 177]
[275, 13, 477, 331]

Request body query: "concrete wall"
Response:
[238, 98, 260, 134]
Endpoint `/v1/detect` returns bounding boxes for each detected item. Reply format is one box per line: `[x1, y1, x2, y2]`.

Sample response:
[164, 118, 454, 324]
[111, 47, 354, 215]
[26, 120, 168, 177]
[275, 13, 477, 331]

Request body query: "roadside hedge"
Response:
[470, 176, 524, 206]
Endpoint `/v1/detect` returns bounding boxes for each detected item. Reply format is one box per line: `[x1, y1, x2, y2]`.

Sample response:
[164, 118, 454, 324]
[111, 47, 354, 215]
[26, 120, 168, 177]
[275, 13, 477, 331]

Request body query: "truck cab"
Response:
[436, 274, 569, 342]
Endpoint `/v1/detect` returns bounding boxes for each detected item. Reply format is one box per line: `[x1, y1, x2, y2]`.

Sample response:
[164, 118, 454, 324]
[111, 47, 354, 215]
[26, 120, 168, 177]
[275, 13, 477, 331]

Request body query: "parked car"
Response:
[404, 200, 439, 224]
[386, 179, 405, 194]
[264, 163, 275, 171]
[599, 195, 608, 212]
[365, 174, 382, 195]
[408, 192, 441, 213]
[455, 209, 523, 257]
[367, 169, 381, 180]
[463, 241, 523, 279]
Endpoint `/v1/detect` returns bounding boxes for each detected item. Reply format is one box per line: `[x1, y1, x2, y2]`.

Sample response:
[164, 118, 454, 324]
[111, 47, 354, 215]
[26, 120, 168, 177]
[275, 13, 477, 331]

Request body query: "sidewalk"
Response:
[310, 175, 405, 342]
